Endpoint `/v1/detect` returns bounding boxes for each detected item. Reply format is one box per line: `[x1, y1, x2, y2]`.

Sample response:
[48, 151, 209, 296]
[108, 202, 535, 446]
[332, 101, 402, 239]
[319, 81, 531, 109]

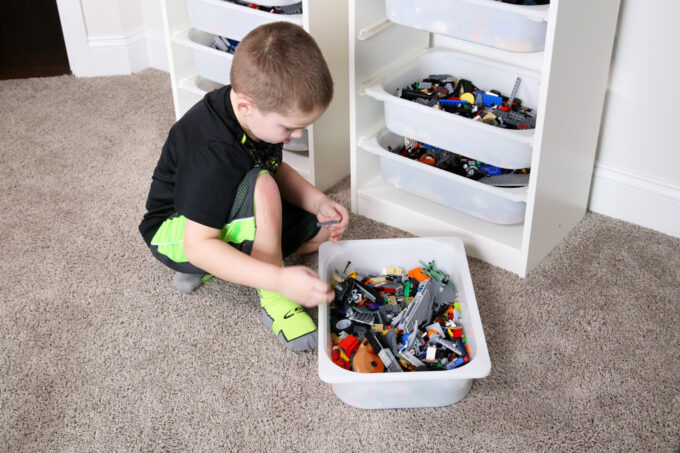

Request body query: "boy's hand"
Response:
[278, 266, 334, 307]
[316, 197, 349, 243]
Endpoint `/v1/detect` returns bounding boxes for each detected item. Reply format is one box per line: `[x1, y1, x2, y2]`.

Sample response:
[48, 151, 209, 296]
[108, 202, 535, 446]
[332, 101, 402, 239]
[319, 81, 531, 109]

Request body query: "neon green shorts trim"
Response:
[150, 168, 264, 265]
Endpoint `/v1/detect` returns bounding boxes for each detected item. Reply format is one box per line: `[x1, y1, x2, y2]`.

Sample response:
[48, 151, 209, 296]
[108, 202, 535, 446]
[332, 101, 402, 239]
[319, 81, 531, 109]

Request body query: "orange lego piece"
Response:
[408, 266, 431, 282]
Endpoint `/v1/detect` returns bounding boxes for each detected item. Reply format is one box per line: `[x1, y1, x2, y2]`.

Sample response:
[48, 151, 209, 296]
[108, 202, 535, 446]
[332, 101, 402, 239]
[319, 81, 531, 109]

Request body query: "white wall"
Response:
[588, 0, 680, 237]
[142, 0, 169, 71]
[58, 0, 167, 76]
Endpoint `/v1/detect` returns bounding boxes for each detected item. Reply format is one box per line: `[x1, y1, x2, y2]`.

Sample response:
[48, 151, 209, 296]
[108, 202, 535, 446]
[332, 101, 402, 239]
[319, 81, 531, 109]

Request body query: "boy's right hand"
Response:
[278, 266, 334, 308]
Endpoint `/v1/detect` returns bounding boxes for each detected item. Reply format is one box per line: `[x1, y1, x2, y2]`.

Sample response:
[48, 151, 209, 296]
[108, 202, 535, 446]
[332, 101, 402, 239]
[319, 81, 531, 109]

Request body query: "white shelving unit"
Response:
[160, 0, 350, 192]
[349, 0, 621, 277]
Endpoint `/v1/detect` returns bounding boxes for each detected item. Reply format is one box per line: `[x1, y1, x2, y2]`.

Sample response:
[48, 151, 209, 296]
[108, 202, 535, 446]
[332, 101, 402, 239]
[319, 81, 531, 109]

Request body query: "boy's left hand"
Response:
[316, 197, 349, 243]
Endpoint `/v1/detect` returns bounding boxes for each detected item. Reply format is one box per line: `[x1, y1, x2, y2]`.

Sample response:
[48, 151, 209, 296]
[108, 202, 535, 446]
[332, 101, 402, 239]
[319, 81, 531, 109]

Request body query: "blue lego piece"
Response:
[478, 91, 503, 107]
[439, 99, 469, 108]
[480, 164, 503, 176]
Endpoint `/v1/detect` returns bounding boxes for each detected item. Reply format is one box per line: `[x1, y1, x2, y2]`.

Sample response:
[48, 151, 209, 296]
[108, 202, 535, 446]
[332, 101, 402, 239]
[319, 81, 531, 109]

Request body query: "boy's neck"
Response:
[229, 88, 260, 143]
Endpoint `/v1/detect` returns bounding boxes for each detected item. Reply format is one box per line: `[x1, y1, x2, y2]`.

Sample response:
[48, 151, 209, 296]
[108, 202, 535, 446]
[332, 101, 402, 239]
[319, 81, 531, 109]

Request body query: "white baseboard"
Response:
[146, 31, 169, 72]
[589, 162, 680, 238]
[88, 30, 169, 76]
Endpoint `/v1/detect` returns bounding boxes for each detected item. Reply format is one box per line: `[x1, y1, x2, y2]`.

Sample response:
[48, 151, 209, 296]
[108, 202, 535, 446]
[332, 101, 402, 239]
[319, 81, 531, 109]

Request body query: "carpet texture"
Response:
[0, 69, 678, 452]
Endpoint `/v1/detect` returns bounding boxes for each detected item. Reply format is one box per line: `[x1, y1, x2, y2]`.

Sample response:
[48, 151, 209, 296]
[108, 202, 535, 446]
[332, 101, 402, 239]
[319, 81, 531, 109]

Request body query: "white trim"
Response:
[89, 30, 147, 76]
[55, 0, 94, 77]
[55, 0, 170, 77]
[150, 240, 184, 246]
[589, 162, 680, 238]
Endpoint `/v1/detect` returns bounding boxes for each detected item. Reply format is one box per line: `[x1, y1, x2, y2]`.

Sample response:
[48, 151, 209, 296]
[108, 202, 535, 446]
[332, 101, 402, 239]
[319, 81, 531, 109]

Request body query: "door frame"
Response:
[56, 0, 94, 76]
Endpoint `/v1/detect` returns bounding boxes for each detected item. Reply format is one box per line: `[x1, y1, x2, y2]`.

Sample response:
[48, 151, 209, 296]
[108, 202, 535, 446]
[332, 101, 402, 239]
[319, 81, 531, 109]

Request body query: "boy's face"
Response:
[233, 91, 324, 144]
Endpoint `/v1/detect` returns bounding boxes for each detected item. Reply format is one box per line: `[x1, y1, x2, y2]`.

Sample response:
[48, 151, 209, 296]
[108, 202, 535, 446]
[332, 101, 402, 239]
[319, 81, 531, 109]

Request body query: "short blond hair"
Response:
[230, 22, 333, 115]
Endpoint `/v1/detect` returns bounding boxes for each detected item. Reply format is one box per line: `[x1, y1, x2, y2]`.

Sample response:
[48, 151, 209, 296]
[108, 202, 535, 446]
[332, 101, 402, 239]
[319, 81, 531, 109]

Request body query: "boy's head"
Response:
[230, 22, 333, 144]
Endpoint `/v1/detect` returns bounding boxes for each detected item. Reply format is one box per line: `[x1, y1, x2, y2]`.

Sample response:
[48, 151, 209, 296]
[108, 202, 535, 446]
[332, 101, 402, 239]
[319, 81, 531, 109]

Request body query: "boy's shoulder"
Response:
[160, 85, 256, 169]
[177, 86, 236, 131]
[165, 86, 246, 155]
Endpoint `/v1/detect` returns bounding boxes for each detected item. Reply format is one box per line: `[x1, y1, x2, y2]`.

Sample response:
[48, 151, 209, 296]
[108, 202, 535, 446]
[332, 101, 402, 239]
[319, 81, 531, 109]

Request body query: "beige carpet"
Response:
[1, 69, 678, 452]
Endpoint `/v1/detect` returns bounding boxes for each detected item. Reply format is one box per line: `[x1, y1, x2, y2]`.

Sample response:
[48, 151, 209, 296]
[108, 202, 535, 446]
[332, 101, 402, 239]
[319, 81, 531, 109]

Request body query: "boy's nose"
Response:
[290, 128, 303, 139]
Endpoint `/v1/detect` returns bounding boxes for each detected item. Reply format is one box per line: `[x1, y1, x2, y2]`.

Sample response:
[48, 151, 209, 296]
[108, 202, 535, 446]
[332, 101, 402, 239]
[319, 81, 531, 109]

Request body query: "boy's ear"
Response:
[235, 93, 257, 118]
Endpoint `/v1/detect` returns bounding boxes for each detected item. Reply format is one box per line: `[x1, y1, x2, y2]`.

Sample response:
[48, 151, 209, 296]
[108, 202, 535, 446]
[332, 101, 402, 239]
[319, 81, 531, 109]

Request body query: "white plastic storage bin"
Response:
[364, 47, 540, 169]
[318, 237, 491, 409]
[385, 0, 548, 53]
[175, 28, 233, 85]
[179, 75, 224, 97]
[283, 128, 309, 152]
[253, 0, 300, 5]
[361, 128, 527, 224]
[187, 0, 303, 41]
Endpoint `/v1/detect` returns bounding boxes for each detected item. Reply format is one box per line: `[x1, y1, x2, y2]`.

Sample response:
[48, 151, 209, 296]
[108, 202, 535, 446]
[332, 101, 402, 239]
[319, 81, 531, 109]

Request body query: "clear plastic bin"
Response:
[178, 75, 224, 97]
[360, 128, 527, 224]
[385, 0, 548, 52]
[187, 0, 303, 41]
[283, 128, 309, 152]
[318, 237, 491, 409]
[175, 28, 233, 85]
[363, 47, 540, 169]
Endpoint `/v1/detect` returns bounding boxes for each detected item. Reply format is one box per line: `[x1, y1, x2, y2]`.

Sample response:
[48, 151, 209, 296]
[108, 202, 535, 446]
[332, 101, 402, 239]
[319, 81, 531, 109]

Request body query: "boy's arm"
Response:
[183, 219, 334, 307]
[273, 162, 349, 242]
[273, 162, 325, 212]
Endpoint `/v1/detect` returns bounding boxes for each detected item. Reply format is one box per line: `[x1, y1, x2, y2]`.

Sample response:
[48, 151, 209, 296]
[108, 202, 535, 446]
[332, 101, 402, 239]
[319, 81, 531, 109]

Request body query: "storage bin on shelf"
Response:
[385, 0, 548, 53]
[175, 28, 234, 85]
[250, 0, 301, 6]
[179, 75, 224, 97]
[363, 47, 540, 170]
[318, 237, 491, 409]
[283, 128, 309, 152]
[187, 0, 303, 41]
[360, 128, 527, 224]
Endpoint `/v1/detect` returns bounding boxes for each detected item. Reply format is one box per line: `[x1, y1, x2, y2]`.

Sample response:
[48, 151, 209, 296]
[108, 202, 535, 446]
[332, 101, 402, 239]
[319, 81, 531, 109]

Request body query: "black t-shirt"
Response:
[139, 86, 283, 245]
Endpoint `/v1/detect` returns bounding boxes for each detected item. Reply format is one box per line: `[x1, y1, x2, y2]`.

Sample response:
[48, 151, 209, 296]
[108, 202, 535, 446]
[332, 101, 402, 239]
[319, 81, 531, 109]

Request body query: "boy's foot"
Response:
[173, 272, 213, 294]
[257, 289, 317, 351]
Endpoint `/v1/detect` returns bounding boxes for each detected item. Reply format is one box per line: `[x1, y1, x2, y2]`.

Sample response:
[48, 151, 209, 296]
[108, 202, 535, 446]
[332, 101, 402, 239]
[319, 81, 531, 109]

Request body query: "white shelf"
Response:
[161, 0, 349, 191]
[283, 149, 311, 175]
[357, 175, 525, 274]
[350, 0, 621, 277]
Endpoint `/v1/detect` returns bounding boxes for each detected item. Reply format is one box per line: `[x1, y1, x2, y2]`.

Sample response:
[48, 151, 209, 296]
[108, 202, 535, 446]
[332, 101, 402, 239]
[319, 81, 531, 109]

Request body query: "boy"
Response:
[139, 22, 349, 351]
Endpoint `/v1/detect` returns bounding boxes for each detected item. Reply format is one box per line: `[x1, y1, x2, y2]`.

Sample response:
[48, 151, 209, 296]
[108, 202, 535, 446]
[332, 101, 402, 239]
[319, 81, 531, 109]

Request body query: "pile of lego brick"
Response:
[329, 261, 471, 373]
[223, 0, 302, 15]
[387, 138, 530, 187]
[396, 75, 537, 130]
[210, 36, 240, 54]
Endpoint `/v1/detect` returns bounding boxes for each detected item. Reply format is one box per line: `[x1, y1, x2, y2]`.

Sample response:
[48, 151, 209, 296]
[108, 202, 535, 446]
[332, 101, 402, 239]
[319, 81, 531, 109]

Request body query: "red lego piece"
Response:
[339, 335, 360, 356]
[331, 346, 351, 370]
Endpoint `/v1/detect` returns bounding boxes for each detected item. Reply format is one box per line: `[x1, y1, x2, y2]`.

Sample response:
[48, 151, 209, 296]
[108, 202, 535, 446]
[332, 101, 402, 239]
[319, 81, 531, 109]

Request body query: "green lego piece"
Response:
[419, 260, 453, 286]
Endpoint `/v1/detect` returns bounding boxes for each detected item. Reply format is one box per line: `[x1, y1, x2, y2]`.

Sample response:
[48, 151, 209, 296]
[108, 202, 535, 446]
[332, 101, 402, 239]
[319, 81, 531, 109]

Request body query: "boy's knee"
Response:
[254, 171, 278, 196]
[254, 171, 282, 221]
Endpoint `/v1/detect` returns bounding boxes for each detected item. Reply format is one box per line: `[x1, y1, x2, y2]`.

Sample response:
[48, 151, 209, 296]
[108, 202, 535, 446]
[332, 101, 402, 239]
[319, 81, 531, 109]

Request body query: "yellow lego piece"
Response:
[384, 265, 403, 275]
[369, 276, 387, 285]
